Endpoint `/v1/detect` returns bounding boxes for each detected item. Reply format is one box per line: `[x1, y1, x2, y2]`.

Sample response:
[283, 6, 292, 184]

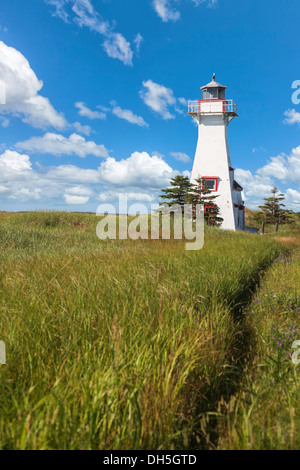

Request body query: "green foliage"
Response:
[188, 177, 224, 226]
[248, 209, 264, 227]
[159, 175, 191, 208]
[259, 187, 294, 225]
[160, 176, 223, 226]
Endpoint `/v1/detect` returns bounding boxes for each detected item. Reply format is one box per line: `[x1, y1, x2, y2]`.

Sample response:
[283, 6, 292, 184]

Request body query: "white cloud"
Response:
[10, 149, 177, 189]
[192, 0, 217, 6]
[64, 194, 89, 204]
[0, 41, 66, 129]
[0, 150, 41, 201]
[66, 185, 93, 196]
[235, 168, 273, 198]
[235, 145, 300, 211]
[178, 97, 188, 106]
[45, 164, 100, 183]
[98, 191, 154, 203]
[256, 155, 289, 181]
[46, 0, 70, 22]
[16, 132, 109, 158]
[152, 0, 181, 22]
[75, 101, 106, 120]
[112, 106, 149, 127]
[97, 104, 110, 113]
[45, 0, 133, 65]
[0, 117, 9, 128]
[152, 0, 218, 22]
[134, 33, 144, 54]
[285, 188, 300, 210]
[283, 108, 300, 126]
[0, 148, 183, 207]
[140, 80, 176, 120]
[103, 34, 133, 66]
[99, 151, 177, 187]
[256, 146, 300, 185]
[252, 146, 267, 153]
[170, 152, 191, 163]
[73, 121, 92, 136]
[152, 150, 165, 159]
[0, 150, 32, 176]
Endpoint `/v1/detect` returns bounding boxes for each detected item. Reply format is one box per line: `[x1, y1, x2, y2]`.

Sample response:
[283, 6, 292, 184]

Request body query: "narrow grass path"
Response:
[193, 252, 280, 449]
[210, 231, 300, 450]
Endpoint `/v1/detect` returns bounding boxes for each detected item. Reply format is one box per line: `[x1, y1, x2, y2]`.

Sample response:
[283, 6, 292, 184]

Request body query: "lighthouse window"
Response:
[203, 178, 218, 191]
[204, 180, 215, 190]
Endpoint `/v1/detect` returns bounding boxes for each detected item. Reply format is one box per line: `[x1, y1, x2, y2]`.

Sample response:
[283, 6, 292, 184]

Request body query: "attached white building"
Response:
[188, 75, 245, 231]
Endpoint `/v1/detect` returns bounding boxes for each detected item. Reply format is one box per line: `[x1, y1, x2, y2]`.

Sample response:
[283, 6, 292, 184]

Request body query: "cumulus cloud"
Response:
[0, 149, 32, 177]
[112, 106, 149, 127]
[45, 0, 133, 65]
[170, 152, 191, 163]
[98, 190, 154, 203]
[0, 41, 66, 129]
[140, 80, 176, 120]
[235, 168, 273, 199]
[0, 150, 41, 201]
[283, 109, 300, 126]
[286, 188, 300, 208]
[66, 185, 93, 196]
[64, 194, 89, 204]
[16, 132, 110, 158]
[45, 164, 100, 183]
[256, 146, 300, 185]
[75, 101, 106, 120]
[235, 145, 300, 211]
[0, 149, 181, 207]
[99, 152, 177, 187]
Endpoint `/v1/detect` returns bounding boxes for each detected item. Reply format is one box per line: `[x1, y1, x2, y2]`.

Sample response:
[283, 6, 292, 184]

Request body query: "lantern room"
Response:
[201, 73, 227, 100]
[188, 74, 237, 117]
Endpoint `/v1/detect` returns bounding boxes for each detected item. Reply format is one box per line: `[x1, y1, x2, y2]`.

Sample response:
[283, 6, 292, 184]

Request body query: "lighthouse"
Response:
[188, 75, 245, 231]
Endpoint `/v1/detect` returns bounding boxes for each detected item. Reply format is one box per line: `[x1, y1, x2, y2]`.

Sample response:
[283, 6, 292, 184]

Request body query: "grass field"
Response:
[0, 211, 299, 449]
[215, 230, 300, 449]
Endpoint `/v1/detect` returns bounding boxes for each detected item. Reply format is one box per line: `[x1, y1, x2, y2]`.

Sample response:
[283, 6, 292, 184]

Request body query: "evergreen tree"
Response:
[159, 175, 191, 208]
[248, 209, 264, 227]
[259, 187, 293, 224]
[187, 177, 223, 226]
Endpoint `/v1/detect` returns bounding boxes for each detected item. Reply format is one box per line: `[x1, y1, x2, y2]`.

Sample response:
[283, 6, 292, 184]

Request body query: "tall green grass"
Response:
[215, 231, 300, 449]
[0, 212, 282, 449]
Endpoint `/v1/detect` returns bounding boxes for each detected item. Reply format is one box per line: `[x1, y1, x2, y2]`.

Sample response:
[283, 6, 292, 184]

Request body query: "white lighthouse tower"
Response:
[188, 74, 245, 231]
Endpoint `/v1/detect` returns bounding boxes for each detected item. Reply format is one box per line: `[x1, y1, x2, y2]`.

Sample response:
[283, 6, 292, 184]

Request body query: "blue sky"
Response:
[0, 0, 300, 212]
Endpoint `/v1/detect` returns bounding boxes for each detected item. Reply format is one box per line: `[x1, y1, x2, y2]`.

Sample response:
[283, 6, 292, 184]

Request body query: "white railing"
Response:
[188, 99, 237, 114]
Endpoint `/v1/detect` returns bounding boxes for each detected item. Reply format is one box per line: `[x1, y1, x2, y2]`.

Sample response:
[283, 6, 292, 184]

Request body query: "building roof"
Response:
[233, 180, 243, 191]
[201, 74, 227, 90]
